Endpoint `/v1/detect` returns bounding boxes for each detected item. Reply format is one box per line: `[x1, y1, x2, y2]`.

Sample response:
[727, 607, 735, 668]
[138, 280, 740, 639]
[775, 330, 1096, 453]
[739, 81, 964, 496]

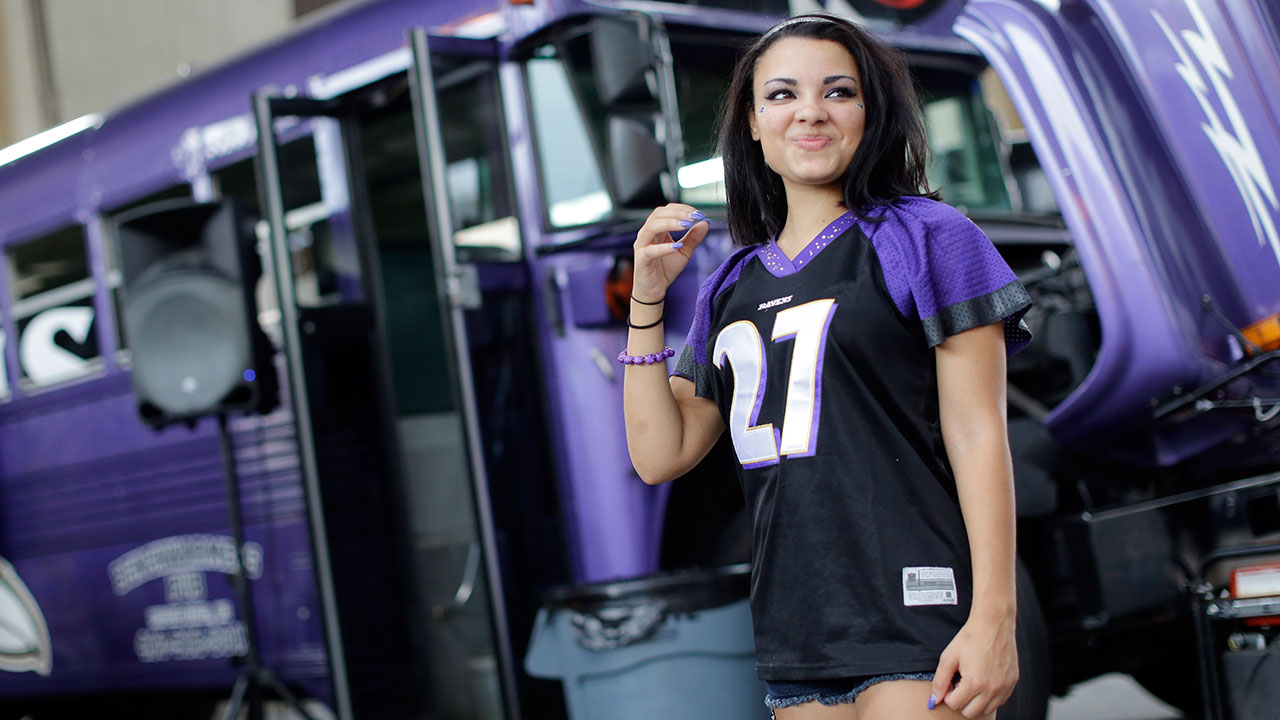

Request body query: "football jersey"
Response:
[672, 196, 1031, 680]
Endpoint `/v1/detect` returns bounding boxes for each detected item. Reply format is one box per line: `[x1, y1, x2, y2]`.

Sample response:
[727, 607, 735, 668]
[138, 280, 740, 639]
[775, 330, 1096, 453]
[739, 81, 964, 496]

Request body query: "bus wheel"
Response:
[1130, 616, 1202, 716]
[1002, 559, 1050, 720]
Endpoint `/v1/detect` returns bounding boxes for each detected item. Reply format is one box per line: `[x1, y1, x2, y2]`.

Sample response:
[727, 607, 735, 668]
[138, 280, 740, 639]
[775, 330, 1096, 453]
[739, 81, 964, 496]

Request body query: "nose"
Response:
[795, 95, 828, 124]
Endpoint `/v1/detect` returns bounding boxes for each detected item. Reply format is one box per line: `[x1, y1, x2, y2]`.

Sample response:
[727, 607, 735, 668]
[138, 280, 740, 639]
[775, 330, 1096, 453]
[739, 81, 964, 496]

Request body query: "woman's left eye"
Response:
[825, 87, 857, 99]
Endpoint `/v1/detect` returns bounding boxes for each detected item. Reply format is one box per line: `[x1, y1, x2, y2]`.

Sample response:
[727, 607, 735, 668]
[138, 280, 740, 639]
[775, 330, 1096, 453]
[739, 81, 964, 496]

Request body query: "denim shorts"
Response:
[764, 672, 934, 712]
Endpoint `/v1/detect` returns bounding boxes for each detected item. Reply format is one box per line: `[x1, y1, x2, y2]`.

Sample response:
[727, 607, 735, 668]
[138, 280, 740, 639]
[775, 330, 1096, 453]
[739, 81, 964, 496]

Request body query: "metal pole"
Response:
[25, 0, 61, 128]
[217, 414, 265, 720]
[1192, 587, 1220, 720]
[650, 16, 685, 202]
[253, 92, 354, 720]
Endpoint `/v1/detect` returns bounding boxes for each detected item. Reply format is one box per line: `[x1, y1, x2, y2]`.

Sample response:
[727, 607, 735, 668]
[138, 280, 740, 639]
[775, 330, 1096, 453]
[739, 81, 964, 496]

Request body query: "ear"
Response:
[748, 103, 761, 141]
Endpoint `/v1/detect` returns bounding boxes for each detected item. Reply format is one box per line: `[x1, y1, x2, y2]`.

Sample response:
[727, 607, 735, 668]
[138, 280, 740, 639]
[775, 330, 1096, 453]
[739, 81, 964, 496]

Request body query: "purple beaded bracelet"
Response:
[617, 347, 676, 365]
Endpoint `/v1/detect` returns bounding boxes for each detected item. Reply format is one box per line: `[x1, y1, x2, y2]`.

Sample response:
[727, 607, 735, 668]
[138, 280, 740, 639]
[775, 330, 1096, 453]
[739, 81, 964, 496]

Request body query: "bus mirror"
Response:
[590, 17, 658, 106]
[609, 115, 668, 206]
[586, 15, 676, 207]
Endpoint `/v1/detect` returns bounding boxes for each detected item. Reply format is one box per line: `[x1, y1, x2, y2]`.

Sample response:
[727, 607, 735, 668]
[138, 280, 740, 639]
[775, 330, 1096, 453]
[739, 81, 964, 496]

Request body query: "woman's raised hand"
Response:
[631, 204, 710, 303]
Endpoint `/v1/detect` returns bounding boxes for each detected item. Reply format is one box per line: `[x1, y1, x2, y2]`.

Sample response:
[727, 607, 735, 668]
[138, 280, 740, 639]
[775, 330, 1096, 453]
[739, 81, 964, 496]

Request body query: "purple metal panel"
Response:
[0, 135, 93, 245]
[0, 531, 327, 698]
[0, 397, 327, 696]
[505, 0, 980, 53]
[0, 389, 326, 697]
[1, 379, 184, 479]
[953, 0, 1280, 464]
[496, 60, 626, 581]
[531, 251, 673, 582]
[1085, 0, 1280, 325]
[526, 227, 737, 583]
[1234, 0, 1280, 136]
[0, 238, 15, 399]
[565, 260, 616, 327]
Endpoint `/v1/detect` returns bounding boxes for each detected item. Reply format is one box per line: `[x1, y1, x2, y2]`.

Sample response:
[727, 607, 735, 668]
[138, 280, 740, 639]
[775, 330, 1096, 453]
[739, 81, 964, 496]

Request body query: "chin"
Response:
[785, 170, 846, 188]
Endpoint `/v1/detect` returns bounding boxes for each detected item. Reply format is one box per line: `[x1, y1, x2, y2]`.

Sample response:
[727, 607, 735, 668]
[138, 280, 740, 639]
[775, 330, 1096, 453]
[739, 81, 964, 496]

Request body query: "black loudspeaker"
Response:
[113, 199, 278, 427]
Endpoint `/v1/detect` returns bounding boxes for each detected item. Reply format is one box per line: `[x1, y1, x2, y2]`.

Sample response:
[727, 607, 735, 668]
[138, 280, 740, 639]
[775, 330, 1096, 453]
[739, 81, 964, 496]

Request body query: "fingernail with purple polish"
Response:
[671, 241, 684, 249]
[927, 694, 936, 710]
[690, 211, 706, 221]
[679, 220, 694, 228]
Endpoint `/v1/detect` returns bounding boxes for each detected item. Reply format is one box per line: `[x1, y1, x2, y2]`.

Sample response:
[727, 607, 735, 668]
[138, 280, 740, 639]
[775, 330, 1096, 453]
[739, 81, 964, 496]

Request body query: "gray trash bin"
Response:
[524, 564, 770, 720]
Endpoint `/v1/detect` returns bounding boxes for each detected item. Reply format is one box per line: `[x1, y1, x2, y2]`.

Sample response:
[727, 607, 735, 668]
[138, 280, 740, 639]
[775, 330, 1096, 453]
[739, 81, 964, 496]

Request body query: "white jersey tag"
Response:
[902, 567, 958, 606]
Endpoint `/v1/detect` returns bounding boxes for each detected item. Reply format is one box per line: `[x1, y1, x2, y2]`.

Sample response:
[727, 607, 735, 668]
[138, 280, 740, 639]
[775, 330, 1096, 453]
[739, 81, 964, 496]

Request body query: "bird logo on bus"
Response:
[0, 556, 52, 676]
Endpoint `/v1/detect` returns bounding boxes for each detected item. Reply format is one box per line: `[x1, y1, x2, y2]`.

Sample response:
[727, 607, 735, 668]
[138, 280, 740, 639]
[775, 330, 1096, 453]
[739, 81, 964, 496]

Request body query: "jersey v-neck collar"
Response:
[757, 211, 857, 278]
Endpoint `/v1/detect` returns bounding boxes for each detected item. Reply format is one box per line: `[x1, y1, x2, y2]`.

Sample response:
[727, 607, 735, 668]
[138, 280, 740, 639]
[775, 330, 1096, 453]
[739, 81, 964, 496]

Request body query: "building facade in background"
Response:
[0, 0, 343, 149]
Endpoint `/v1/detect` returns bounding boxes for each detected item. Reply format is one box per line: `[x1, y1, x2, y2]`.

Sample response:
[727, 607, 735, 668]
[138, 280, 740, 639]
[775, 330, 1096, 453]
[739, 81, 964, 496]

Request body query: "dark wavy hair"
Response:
[718, 14, 938, 246]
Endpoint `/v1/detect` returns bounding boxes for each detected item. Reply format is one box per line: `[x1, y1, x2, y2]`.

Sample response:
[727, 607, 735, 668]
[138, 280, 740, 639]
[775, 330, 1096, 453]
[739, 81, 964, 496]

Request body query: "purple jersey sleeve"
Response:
[672, 246, 761, 397]
[863, 196, 1032, 356]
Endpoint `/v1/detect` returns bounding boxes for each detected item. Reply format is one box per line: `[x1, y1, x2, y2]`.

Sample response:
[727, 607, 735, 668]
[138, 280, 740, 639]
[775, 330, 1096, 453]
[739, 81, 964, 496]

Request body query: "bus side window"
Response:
[5, 225, 101, 389]
[211, 138, 335, 319]
[437, 63, 521, 261]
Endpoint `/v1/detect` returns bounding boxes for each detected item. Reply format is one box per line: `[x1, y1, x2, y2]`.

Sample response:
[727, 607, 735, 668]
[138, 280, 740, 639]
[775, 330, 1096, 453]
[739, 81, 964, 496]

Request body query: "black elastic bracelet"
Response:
[631, 294, 666, 306]
[627, 313, 664, 330]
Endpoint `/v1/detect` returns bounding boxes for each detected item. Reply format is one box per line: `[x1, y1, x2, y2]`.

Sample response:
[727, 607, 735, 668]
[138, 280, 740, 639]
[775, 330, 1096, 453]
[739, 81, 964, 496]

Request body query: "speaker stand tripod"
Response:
[218, 413, 318, 720]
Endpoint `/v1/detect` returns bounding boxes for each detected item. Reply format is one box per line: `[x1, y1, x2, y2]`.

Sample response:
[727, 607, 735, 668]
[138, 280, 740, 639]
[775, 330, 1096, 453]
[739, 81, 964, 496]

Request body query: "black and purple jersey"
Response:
[673, 196, 1031, 680]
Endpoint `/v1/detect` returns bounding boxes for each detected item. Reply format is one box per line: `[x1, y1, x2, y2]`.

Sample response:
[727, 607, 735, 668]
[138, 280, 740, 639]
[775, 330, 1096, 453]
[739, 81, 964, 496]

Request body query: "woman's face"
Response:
[748, 36, 866, 194]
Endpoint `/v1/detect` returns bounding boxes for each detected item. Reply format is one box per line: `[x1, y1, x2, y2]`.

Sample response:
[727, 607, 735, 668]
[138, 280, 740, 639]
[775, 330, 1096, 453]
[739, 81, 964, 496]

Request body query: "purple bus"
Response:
[1, 0, 1278, 718]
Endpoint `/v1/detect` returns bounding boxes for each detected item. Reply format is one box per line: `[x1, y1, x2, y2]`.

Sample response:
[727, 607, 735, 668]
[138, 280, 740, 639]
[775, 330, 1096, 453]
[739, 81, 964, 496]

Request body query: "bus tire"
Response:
[1131, 616, 1202, 716]
[1002, 559, 1051, 720]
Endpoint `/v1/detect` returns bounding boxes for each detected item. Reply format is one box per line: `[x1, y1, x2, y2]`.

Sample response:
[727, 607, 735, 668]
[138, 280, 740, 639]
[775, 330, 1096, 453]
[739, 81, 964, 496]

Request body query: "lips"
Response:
[792, 136, 832, 151]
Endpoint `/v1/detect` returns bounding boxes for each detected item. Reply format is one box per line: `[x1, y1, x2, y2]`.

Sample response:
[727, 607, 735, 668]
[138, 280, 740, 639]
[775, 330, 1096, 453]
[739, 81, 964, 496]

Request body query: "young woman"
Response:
[620, 14, 1030, 720]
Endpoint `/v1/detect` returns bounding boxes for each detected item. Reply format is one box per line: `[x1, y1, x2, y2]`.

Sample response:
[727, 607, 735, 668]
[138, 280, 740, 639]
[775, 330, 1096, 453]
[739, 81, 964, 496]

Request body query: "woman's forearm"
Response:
[935, 323, 1017, 619]
[949, 430, 1017, 619]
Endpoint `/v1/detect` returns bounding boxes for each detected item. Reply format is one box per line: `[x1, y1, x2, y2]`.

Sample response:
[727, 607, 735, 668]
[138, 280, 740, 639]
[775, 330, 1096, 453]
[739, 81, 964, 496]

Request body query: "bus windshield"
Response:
[916, 63, 1015, 213]
[527, 23, 1031, 231]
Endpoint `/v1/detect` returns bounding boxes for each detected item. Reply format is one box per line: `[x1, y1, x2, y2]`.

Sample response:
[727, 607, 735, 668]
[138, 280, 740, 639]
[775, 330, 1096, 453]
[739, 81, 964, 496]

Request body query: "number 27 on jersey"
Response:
[712, 298, 837, 468]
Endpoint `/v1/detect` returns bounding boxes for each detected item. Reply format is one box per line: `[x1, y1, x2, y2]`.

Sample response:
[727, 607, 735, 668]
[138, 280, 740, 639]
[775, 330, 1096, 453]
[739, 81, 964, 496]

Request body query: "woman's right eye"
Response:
[765, 89, 794, 101]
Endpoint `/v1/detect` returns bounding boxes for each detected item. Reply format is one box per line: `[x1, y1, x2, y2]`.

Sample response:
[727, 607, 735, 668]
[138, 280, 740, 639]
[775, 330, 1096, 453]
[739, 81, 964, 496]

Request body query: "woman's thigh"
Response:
[773, 701, 859, 720]
[854, 679, 994, 720]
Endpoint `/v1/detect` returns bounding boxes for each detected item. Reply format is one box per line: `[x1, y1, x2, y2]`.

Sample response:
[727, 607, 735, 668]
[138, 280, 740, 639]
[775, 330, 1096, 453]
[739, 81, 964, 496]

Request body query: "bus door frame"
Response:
[404, 28, 523, 720]
[253, 90, 357, 720]
[252, 30, 521, 720]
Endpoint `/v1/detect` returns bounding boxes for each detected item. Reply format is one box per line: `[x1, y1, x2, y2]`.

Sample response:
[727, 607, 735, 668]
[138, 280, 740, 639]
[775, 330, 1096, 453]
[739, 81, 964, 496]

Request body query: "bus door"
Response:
[252, 32, 522, 720]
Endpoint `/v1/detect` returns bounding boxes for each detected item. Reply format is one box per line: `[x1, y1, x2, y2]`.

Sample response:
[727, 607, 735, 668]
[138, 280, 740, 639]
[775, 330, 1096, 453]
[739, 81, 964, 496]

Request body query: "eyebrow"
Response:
[764, 75, 860, 87]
